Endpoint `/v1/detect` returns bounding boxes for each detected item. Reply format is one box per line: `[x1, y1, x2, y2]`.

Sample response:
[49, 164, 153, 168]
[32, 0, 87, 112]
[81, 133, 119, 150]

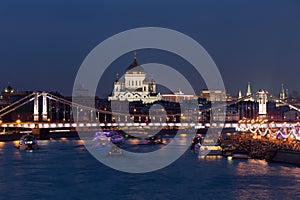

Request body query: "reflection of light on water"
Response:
[173, 138, 189, 146]
[236, 159, 269, 176]
[0, 142, 5, 148]
[251, 159, 268, 166]
[14, 149, 21, 160]
[76, 140, 85, 145]
[227, 156, 233, 161]
[278, 166, 300, 178]
[38, 140, 49, 145]
[14, 151, 20, 156]
[60, 137, 67, 141]
[234, 159, 273, 199]
[234, 187, 271, 200]
[13, 140, 19, 147]
[127, 139, 140, 145]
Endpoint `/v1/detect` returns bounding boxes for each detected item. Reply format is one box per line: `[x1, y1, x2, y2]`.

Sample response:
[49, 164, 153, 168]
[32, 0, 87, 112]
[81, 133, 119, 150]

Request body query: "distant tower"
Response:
[113, 73, 121, 92]
[245, 82, 254, 101]
[149, 75, 156, 93]
[279, 84, 286, 100]
[238, 90, 243, 99]
[4, 82, 14, 93]
[258, 89, 267, 119]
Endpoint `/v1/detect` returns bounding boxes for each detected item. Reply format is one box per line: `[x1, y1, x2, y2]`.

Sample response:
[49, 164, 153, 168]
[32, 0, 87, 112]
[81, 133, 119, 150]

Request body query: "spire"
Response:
[4, 82, 14, 93]
[134, 51, 137, 60]
[246, 82, 251, 96]
[280, 84, 285, 100]
[245, 82, 253, 101]
[238, 90, 243, 99]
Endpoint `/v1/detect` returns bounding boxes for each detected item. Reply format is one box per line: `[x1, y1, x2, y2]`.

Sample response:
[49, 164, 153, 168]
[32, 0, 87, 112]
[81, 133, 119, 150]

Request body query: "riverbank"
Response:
[221, 132, 300, 165]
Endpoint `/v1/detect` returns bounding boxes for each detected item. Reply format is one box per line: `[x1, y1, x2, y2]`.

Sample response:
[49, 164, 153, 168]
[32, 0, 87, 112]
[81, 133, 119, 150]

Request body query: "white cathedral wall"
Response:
[109, 72, 160, 103]
[125, 74, 146, 89]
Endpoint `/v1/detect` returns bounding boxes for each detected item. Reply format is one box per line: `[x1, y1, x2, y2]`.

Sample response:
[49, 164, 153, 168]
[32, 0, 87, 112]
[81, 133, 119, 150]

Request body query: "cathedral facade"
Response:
[108, 52, 161, 103]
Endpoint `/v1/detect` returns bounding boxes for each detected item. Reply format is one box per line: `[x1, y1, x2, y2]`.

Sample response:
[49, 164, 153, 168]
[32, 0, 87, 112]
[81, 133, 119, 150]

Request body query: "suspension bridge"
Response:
[0, 90, 300, 135]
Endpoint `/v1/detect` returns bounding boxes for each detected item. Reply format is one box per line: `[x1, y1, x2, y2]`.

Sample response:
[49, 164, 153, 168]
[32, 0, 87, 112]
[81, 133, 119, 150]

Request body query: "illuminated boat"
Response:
[198, 145, 222, 157]
[18, 134, 38, 150]
[93, 131, 110, 145]
[190, 134, 203, 151]
[93, 131, 124, 144]
[110, 134, 124, 144]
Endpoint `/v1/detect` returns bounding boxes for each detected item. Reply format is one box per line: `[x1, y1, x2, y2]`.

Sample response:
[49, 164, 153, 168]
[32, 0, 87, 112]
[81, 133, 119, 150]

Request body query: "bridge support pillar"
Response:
[42, 92, 48, 121]
[32, 128, 50, 139]
[33, 92, 39, 121]
[32, 128, 40, 139]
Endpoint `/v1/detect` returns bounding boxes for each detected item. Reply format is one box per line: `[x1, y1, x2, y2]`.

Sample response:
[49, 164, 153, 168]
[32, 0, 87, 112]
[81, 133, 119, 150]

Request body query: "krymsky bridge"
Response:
[0, 90, 300, 132]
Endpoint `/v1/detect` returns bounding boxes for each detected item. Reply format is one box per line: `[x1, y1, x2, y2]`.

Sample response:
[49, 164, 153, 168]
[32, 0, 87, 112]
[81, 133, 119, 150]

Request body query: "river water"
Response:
[1, 139, 300, 200]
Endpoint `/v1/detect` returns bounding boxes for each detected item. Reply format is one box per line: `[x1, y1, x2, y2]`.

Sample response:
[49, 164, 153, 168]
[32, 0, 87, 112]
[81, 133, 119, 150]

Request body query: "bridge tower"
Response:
[42, 92, 48, 121]
[258, 89, 267, 119]
[33, 92, 39, 121]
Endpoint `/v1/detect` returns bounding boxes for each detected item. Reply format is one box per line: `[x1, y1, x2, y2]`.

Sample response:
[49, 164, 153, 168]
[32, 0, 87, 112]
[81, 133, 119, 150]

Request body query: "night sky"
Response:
[1, 0, 300, 98]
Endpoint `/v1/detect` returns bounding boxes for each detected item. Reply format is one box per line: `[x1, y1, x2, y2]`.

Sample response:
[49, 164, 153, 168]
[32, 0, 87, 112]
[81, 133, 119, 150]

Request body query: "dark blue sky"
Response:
[1, 0, 300, 97]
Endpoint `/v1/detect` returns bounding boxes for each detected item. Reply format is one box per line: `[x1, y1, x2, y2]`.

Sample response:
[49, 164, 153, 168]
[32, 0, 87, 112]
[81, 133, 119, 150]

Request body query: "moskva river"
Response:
[1, 139, 300, 200]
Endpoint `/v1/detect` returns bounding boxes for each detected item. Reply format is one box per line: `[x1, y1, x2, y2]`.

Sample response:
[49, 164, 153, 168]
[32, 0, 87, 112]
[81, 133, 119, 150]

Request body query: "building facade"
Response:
[108, 52, 161, 103]
[161, 90, 196, 103]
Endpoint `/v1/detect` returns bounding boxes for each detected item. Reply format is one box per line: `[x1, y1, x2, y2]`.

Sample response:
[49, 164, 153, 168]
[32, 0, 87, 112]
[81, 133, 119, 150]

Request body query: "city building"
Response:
[0, 83, 33, 122]
[161, 90, 196, 103]
[283, 110, 299, 121]
[199, 89, 227, 102]
[108, 52, 161, 103]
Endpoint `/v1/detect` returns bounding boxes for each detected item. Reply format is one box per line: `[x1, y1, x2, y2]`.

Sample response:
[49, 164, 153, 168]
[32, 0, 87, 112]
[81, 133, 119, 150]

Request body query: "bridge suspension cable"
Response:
[2, 90, 300, 121]
[266, 91, 300, 113]
[0, 93, 38, 118]
[0, 93, 35, 114]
